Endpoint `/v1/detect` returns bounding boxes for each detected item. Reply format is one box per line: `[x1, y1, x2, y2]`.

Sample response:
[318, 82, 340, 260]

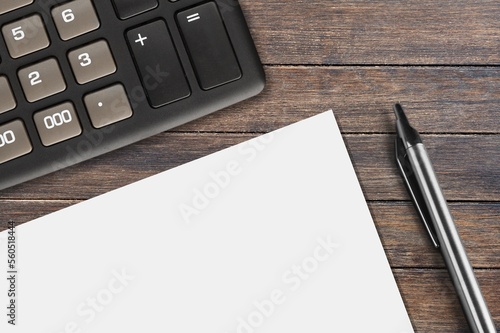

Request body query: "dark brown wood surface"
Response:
[1, 1, 499, 331]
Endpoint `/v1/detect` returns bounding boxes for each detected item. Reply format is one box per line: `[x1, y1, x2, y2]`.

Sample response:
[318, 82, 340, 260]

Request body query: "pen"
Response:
[393, 103, 497, 333]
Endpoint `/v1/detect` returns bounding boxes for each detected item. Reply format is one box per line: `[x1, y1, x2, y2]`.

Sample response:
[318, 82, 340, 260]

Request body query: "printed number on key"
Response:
[62, 9, 75, 23]
[78, 53, 92, 67]
[0, 131, 16, 147]
[29, 71, 42, 86]
[11, 27, 25, 41]
[43, 110, 73, 129]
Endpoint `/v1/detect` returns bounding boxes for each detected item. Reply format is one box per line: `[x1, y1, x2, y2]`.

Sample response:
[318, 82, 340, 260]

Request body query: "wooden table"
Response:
[1, 1, 499, 331]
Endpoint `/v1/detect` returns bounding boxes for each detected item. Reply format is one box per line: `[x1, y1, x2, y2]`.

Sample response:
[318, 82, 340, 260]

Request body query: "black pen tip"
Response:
[393, 103, 422, 146]
[393, 103, 406, 121]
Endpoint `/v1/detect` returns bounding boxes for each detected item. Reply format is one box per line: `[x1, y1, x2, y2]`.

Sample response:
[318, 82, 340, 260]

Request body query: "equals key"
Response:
[186, 13, 201, 22]
[177, 2, 242, 90]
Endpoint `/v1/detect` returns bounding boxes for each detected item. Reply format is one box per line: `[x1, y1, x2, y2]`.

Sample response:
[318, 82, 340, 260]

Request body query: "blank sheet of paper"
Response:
[0, 111, 414, 332]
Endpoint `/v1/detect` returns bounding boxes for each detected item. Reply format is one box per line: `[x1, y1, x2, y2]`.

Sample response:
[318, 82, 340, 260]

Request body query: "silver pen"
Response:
[394, 103, 497, 333]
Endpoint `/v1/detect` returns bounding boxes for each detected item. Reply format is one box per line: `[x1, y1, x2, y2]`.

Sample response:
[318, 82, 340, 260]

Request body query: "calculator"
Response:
[0, 0, 265, 190]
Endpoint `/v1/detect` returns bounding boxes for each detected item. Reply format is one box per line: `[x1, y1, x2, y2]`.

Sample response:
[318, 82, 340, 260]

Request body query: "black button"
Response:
[112, 0, 158, 19]
[177, 2, 242, 90]
[127, 21, 191, 107]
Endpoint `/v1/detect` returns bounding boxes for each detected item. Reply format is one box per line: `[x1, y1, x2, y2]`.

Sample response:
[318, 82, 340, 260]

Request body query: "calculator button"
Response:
[0, 76, 16, 114]
[2, 14, 50, 59]
[127, 21, 190, 107]
[0, 0, 33, 15]
[0, 120, 32, 165]
[84, 84, 133, 128]
[68, 40, 116, 84]
[18, 58, 67, 102]
[112, 0, 158, 19]
[52, 0, 100, 41]
[34, 103, 82, 147]
[177, 2, 241, 90]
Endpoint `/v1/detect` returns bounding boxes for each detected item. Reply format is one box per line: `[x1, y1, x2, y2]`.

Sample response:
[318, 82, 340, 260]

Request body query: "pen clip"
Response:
[395, 138, 440, 248]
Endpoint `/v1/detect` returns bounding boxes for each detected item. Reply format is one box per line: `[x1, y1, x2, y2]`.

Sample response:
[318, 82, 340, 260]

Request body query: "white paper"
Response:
[0, 111, 414, 332]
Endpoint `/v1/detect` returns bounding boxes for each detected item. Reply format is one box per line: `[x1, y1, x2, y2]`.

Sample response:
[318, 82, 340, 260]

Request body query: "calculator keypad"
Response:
[0, 0, 33, 15]
[0, 0, 264, 188]
[0, 120, 32, 164]
[34, 103, 82, 147]
[68, 40, 116, 84]
[52, 0, 100, 41]
[84, 84, 133, 129]
[0, 77, 16, 114]
[2, 14, 50, 58]
[18, 58, 66, 102]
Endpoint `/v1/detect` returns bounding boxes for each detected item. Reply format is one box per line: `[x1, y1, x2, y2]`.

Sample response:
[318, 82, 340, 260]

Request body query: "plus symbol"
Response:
[135, 34, 148, 46]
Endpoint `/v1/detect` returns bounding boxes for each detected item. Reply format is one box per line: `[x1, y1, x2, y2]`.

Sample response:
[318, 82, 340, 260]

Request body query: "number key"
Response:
[18, 58, 67, 102]
[68, 40, 116, 84]
[0, 0, 34, 15]
[34, 103, 82, 146]
[52, 0, 100, 41]
[0, 76, 17, 114]
[2, 14, 50, 58]
[0, 120, 32, 165]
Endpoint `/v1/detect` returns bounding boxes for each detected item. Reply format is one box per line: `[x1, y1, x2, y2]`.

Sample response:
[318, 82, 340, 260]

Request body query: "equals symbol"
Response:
[187, 13, 200, 22]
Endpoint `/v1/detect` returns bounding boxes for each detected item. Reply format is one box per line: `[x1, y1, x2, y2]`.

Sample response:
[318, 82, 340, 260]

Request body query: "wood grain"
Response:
[1, 1, 499, 331]
[2, 201, 498, 269]
[240, 0, 500, 65]
[370, 202, 500, 269]
[395, 269, 500, 332]
[175, 66, 500, 134]
[346, 134, 500, 201]
[0, 133, 497, 201]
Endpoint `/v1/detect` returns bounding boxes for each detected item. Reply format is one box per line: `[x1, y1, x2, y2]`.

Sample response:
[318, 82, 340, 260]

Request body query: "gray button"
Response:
[0, 76, 17, 114]
[34, 102, 82, 146]
[0, 120, 32, 165]
[18, 58, 67, 102]
[68, 40, 116, 84]
[84, 84, 133, 128]
[0, 0, 33, 15]
[2, 14, 50, 58]
[52, 0, 100, 41]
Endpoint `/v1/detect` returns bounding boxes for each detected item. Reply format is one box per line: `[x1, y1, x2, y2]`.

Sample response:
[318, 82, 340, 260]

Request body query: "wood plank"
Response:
[0, 200, 78, 228]
[175, 66, 500, 134]
[2, 201, 498, 269]
[240, 0, 500, 65]
[1, 1, 498, 330]
[371, 202, 500, 269]
[346, 134, 500, 201]
[395, 269, 500, 332]
[0, 133, 497, 201]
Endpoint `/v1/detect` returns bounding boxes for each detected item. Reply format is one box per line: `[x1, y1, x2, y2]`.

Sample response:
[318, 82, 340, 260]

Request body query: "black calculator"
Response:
[0, 0, 265, 190]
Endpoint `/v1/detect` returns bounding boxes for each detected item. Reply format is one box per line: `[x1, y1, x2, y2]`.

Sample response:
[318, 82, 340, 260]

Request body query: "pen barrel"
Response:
[407, 144, 497, 333]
